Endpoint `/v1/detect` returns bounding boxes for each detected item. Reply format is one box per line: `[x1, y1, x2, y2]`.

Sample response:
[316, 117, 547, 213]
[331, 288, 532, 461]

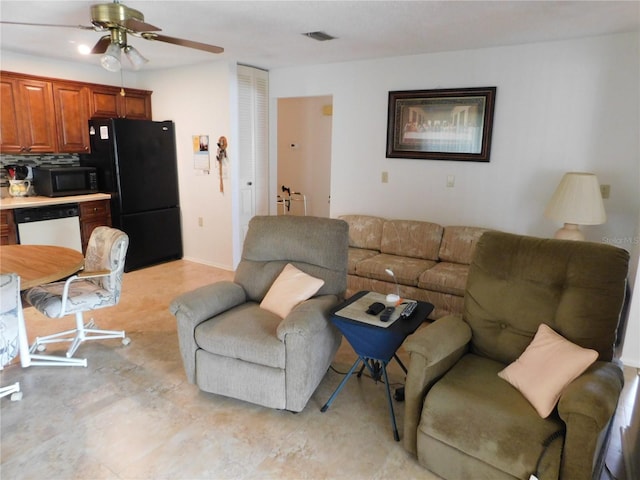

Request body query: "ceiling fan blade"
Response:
[91, 35, 112, 54]
[0, 20, 97, 30]
[143, 33, 224, 54]
[122, 17, 161, 33]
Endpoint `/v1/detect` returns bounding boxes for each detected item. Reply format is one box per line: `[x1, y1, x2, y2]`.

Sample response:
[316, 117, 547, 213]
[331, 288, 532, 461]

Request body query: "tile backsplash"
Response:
[0, 153, 79, 185]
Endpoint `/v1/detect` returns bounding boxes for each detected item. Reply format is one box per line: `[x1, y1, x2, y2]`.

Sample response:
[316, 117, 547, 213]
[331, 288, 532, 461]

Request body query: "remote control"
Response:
[380, 306, 395, 322]
[400, 301, 417, 319]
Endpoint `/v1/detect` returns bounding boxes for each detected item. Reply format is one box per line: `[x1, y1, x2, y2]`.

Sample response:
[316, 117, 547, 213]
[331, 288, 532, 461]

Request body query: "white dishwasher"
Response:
[14, 204, 83, 252]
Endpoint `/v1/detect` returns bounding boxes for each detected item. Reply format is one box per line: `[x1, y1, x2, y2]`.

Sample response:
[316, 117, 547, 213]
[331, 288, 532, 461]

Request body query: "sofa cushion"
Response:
[347, 247, 379, 274]
[418, 262, 469, 296]
[356, 253, 436, 286]
[195, 302, 285, 369]
[380, 220, 443, 260]
[438, 226, 489, 264]
[498, 323, 598, 418]
[339, 215, 385, 250]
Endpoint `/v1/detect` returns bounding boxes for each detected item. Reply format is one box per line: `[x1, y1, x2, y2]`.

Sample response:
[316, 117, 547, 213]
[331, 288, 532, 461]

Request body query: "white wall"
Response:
[269, 32, 640, 366]
[136, 62, 236, 270]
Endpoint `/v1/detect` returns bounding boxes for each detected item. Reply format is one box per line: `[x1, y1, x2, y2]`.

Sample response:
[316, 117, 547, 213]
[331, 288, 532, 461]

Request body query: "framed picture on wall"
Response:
[386, 87, 497, 162]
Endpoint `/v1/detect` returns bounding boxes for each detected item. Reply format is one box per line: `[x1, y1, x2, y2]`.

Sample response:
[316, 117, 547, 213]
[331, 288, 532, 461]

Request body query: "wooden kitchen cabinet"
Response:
[0, 77, 23, 152]
[89, 86, 152, 120]
[89, 88, 120, 118]
[1, 71, 153, 154]
[0, 75, 58, 153]
[53, 82, 91, 153]
[79, 200, 112, 254]
[0, 210, 18, 245]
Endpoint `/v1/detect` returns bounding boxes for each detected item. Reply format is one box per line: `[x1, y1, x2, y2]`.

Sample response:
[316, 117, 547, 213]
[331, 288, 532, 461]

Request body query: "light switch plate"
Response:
[447, 175, 455, 187]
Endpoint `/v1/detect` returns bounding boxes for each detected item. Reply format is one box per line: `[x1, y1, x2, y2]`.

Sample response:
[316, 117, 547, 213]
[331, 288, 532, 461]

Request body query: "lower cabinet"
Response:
[1, 199, 112, 251]
[0, 210, 17, 245]
[79, 200, 112, 254]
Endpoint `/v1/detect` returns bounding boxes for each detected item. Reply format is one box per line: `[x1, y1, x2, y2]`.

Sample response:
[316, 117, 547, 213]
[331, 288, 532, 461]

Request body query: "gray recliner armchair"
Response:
[170, 215, 349, 412]
[403, 231, 629, 480]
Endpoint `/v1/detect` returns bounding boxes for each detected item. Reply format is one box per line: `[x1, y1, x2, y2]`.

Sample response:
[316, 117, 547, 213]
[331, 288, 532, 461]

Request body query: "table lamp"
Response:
[544, 172, 606, 241]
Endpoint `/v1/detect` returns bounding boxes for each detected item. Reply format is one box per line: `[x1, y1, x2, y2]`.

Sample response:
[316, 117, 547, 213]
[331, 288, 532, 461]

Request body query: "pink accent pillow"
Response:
[260, 264, 325, 318]
[498, 323, 598, 418]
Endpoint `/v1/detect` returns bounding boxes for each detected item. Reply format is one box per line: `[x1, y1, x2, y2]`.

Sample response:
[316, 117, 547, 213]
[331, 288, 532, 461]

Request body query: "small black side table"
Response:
[320, 290, 434, 441]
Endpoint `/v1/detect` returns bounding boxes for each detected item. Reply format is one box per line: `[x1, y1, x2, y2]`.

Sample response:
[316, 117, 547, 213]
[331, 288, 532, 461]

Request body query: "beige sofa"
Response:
[339, 215, 490, 318]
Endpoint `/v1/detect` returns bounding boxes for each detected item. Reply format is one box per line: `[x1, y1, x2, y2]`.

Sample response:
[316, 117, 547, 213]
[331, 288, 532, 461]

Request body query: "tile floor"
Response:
[1, 259, 637, 480]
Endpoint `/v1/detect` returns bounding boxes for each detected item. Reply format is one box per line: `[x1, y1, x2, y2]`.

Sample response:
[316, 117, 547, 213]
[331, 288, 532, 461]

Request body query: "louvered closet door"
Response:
[237, 65, 269, 243]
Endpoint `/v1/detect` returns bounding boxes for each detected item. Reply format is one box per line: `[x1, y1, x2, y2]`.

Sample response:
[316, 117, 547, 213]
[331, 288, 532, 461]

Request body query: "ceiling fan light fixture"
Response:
[101, 42, 122, 72]
[124, 45, 148, 70]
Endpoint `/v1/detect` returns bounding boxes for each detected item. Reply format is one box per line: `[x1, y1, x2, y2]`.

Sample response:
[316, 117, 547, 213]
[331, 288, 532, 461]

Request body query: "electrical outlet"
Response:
[600, 184, 610, 199]
[381, 171, 389, 183]
[198, 217, 203, 227]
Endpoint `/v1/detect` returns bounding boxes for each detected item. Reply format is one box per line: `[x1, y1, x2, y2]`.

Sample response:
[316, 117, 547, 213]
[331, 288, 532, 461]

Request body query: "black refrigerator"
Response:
[81, 118, 183, 272]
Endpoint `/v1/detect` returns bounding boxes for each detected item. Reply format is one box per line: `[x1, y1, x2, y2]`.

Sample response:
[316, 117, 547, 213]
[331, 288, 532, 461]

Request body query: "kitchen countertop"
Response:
[0, 193, 111, 210]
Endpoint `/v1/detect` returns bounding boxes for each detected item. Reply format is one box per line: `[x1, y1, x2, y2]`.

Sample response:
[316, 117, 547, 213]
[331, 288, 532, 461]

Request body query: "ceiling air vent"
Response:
[303, 31, 336, 42]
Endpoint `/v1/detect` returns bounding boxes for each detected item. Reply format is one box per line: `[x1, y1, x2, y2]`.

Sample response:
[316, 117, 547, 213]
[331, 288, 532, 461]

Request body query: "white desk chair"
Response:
[0, 273, 23, 400]
[24, 227, 130, 367]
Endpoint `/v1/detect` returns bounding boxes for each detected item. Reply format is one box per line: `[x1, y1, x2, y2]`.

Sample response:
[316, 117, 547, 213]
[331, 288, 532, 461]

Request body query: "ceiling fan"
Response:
[0, 0, 224, 71]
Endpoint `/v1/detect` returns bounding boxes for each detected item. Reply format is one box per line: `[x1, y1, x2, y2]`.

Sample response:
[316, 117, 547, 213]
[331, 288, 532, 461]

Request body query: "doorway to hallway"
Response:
[276, 95, 332, 217]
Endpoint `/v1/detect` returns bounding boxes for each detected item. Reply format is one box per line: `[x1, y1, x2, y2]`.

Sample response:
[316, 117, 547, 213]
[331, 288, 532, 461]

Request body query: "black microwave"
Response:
[32, 166, 99, 197]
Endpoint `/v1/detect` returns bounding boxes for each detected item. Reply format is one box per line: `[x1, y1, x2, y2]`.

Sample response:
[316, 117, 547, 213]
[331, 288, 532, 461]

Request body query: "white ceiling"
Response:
[1, 1, 638, 71]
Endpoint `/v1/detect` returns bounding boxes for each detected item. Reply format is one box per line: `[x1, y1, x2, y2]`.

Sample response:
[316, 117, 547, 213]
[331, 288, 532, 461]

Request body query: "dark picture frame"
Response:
[386, 87, 497, 162]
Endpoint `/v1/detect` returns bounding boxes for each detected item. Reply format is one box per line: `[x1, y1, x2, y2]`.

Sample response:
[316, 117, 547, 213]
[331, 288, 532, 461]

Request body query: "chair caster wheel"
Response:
[10, 392, 22, 401]
[122, 337, 131, 346]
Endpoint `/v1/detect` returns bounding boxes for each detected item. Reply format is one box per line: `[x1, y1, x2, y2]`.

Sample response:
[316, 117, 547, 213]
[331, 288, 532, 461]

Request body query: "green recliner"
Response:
[403, 231, 629, 480]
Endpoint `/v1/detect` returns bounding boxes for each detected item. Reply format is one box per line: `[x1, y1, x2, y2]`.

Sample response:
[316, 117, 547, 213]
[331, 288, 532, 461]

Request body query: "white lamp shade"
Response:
[124, 45, 148, 70]
[100, 43, 122, 72]
[544, 172, 606, 225]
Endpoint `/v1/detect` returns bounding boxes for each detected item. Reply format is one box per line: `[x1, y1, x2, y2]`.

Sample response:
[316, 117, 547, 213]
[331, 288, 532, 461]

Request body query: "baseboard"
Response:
[181, 256, 234, 271]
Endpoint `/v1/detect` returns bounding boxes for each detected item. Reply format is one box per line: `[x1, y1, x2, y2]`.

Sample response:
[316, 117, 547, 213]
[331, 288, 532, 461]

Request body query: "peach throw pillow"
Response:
[260, 263, 324, 318]
[498, 323, 598, 418]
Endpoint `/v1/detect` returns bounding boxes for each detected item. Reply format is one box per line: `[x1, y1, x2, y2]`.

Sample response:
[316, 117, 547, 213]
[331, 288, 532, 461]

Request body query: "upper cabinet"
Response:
[53, 82, 91, 153]
[1, 75, 58, 153]
[89, 86, 152, 120]
[1, 76, 24, 152]
[0, 71, 152, 154]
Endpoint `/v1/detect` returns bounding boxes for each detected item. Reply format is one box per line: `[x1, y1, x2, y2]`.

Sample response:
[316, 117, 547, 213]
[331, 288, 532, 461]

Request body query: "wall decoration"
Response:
[216, 136, 228, 193]
[386, 87, 496, 162]
[193, 135, 210, 173]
